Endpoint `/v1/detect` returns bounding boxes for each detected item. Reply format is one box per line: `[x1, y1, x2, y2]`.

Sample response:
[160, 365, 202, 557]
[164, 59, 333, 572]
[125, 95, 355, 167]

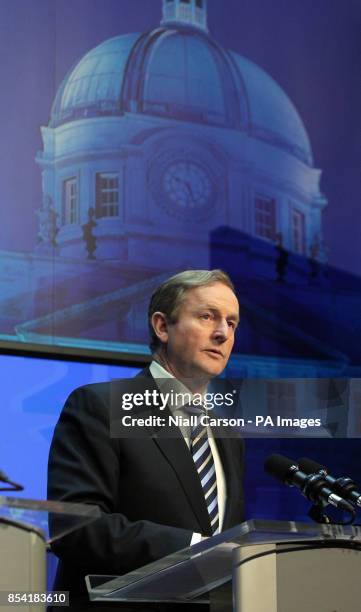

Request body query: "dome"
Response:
[50, 26, 312, 165]
[229, 53, 313, 165]
[50, 33, 142, 127]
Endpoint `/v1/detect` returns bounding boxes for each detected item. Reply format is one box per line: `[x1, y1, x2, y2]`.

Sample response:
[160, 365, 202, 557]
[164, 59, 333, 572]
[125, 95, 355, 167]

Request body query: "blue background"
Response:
[1, 352, 360, 524]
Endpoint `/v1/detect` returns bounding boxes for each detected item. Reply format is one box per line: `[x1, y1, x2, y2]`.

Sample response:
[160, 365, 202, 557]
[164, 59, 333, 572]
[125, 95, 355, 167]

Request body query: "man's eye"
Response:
[200, 313, 211, 320]
[227, 321, 236, 329]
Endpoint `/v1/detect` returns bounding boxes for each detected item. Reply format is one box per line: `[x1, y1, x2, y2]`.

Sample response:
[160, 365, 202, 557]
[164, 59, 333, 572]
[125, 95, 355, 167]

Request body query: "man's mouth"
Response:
[203, 349, 224, 358]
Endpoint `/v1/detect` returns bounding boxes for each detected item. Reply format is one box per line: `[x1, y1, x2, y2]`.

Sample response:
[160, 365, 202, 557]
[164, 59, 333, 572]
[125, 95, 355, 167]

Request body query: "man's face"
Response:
[158, 282, 239, 382]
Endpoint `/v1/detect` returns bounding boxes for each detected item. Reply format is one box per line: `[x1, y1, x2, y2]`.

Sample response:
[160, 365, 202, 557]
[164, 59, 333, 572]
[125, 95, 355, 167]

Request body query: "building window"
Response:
[291, 208, 305, 254]
[267, 381, 296, 419]
[62, 177, 78, 225]
[95, 172, 119, 218]
[255, 195, 276, 241]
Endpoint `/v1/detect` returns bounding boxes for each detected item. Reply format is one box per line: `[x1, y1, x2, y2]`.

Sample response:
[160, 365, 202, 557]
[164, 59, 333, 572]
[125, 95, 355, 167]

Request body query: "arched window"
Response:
[255, 195, 276, 241]
[291, 208, 305, 254]
[62, 177, 78, 225]
[95, 173, 119, 218]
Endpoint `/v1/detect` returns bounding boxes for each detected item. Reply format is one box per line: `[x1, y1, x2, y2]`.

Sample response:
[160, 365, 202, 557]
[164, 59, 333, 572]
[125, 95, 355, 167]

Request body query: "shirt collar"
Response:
[149, 360, 205, 414]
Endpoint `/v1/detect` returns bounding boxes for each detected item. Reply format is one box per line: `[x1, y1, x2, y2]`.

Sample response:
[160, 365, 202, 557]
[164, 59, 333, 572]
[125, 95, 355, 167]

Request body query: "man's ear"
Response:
[151, 311, 169, 345]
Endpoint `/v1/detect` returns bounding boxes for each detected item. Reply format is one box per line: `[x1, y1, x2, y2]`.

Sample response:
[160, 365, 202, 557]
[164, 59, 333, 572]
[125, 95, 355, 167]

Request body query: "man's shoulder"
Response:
[68, 367, 153, 402]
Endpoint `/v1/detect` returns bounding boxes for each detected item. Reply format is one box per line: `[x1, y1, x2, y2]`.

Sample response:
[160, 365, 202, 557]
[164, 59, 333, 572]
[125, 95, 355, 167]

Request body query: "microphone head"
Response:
[264, 454, 297, 483]
[298, 457, 327, 475]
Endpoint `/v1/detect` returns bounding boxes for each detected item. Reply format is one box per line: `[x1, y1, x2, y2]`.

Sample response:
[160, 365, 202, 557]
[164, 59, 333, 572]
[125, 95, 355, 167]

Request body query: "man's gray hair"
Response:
[148, 269, 235, 353]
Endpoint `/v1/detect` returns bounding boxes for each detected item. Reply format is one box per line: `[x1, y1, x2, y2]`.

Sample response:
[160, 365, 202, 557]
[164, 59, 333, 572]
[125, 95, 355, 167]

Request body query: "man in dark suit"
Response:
[48, 269, 245, 610]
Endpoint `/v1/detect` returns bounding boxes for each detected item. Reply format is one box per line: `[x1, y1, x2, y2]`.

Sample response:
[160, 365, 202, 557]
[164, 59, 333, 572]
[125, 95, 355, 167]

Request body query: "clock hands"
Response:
[161, 159, 212, 211]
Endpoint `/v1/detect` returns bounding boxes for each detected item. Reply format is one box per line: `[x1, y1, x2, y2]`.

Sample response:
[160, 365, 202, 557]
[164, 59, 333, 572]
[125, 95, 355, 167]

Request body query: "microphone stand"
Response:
[308, 502, 356, 526]
[308, 504, 330, 524]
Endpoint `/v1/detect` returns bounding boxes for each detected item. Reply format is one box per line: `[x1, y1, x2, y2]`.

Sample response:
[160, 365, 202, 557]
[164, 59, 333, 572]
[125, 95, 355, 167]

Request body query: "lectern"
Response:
[86, 520, 361, 611]
[0, 496, 100, 612]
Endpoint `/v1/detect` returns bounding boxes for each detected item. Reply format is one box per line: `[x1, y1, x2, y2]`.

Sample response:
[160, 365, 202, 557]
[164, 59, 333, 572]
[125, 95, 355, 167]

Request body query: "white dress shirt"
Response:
[149, 360, 227, 543]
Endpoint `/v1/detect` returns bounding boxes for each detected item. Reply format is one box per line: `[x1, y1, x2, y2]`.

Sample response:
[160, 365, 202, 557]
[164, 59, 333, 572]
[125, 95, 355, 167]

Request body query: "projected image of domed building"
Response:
[38, 0, 326, 265]
[3, 0, 361, 378]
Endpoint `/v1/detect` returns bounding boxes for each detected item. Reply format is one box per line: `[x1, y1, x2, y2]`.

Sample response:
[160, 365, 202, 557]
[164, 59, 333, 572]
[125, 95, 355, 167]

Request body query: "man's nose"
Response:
[212, 319, 229, 341]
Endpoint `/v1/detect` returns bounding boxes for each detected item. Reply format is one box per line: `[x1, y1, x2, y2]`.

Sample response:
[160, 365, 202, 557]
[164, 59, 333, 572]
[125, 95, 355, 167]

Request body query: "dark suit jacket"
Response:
[47, 368, 245, 609]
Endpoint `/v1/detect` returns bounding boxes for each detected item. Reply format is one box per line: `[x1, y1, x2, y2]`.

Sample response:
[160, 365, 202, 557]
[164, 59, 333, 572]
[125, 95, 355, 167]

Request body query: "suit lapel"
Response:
[135, 368, 212, 534]
[153, 433, 212, 534]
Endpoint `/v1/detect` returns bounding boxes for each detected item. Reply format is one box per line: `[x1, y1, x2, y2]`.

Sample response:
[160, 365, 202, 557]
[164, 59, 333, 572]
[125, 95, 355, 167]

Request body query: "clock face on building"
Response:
[162, 160, 213, 210]
[148, 146, 223, 220]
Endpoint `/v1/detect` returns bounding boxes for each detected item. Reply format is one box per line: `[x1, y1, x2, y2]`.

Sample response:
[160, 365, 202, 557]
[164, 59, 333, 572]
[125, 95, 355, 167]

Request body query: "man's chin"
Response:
[195, 361, 225, 379]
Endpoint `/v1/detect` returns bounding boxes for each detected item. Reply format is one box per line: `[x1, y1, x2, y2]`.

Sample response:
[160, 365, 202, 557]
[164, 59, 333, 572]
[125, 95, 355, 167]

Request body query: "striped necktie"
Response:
[191, 418, 220, 534]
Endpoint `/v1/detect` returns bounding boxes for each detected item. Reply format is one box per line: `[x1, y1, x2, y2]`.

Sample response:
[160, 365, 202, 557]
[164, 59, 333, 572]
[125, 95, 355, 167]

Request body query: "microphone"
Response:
[0, 470, 24, 492]
[264, 454, 355, 513]
[298, 457, 361, 508]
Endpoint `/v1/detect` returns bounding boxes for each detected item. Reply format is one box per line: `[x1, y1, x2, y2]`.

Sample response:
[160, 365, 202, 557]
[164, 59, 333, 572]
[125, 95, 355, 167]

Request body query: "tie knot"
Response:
[185, 399, 208, 417]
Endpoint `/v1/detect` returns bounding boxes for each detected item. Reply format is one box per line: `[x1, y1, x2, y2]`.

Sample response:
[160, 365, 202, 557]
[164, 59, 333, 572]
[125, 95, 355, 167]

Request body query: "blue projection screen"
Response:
[0, 353, 140, 500]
